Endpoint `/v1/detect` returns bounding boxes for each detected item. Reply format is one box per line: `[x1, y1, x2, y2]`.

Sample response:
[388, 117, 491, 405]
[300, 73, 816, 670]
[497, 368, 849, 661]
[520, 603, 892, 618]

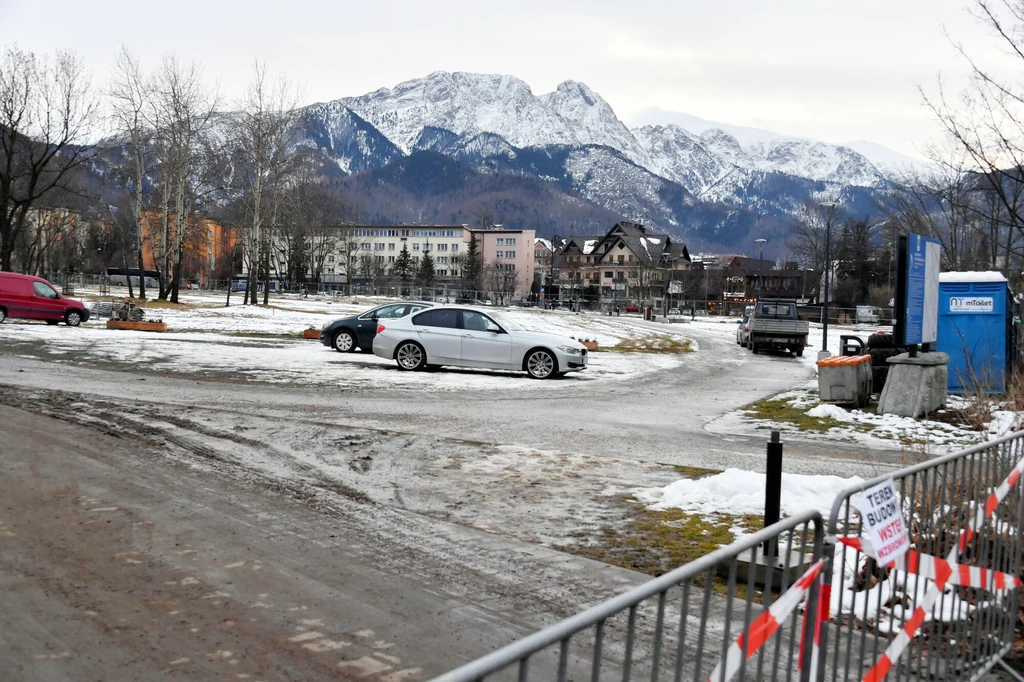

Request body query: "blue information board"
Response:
[904, 234, 942, 345]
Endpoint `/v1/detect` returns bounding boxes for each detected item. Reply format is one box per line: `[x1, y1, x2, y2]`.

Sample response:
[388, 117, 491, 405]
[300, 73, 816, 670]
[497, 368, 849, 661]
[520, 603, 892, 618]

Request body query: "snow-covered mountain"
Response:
[337, 72, 651, 167]
[317, 71, 889, 191]
[272, 71, 899, 247]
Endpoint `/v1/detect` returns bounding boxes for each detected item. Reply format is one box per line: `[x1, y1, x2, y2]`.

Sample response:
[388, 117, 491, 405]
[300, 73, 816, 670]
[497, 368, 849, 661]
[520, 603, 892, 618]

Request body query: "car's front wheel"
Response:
[395, 341, 426, 371]
[332, 329, 355, 353]
[65, 310, 82, 327]
[0, 307, 6, 324]
[525, 349, 557, 379]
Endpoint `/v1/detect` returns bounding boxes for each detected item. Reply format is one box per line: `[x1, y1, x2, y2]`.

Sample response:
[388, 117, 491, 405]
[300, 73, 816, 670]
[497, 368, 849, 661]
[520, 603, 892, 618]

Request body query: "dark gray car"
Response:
[319, 301, 434, 353]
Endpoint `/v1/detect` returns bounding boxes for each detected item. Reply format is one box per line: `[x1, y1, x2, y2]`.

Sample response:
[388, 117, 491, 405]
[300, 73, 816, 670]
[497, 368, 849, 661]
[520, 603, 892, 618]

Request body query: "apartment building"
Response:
[267, 224, 535, 298]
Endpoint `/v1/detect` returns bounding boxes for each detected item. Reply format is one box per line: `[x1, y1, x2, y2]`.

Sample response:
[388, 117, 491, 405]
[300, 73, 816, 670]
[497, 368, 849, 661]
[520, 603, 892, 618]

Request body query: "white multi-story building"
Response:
[265, 224, 535, 298]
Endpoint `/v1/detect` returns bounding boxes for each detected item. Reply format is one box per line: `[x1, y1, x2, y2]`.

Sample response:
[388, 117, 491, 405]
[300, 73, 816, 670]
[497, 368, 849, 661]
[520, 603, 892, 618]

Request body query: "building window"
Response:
[376, 255, 385, 262]
[497, 238, 505, 246]
[388, 256, 396, 263]
[437, 243, 448, 251]
[388, 243, 395, 251]
[412, 243, 420, 251]
[375, 243, 385, 251]
[451, 244, 459, 252]
[507, 238, 516, 245]
[361, 243, 371, 250]
[605, 271, 613, 279]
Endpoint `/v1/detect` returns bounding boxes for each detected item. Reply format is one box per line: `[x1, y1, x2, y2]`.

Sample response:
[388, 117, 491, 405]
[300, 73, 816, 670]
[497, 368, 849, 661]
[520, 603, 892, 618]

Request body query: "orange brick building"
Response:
[139, 212, 241, 285]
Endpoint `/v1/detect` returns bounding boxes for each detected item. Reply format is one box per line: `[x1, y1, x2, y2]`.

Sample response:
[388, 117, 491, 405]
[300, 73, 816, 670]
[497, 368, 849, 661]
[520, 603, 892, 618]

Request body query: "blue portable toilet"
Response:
[936, 272, 1012, 393]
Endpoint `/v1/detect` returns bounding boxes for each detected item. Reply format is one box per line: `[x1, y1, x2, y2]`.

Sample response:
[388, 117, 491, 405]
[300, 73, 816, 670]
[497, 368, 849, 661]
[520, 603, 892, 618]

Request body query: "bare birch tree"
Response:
[0, 47, 99, 270]
[108, 46, 153, 298]
[151, 56, 219, 302]
[232, 61, 300, 305]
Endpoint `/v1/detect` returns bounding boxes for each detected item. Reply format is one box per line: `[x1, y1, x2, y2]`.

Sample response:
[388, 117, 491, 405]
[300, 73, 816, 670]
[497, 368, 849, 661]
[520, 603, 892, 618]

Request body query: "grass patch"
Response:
[557, 496, 764, 580]
[673, 465, 723, 478]
[608, 335, 694, 354]
[744, 395, 841, 432]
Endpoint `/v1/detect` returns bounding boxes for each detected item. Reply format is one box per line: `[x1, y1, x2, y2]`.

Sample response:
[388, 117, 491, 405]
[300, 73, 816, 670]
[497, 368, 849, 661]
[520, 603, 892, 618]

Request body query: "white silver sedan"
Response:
[372, 306, 588, 379]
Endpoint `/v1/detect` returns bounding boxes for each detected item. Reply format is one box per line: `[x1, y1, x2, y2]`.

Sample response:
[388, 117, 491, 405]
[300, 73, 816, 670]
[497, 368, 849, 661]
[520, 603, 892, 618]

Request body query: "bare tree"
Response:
[0, 47, 99, 270]
[232, 61, 300, 305]
[108, 46, 152, 297]
[151, 56, 220, 302]
[336, 227, 366, 294]
[484, 262, 518, 304]
[924, 1, 1024, 246]
[788, 200, 835, 301]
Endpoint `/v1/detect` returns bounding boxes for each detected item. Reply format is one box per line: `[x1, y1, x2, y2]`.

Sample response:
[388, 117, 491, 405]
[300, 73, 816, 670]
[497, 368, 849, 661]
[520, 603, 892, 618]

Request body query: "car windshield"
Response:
[488, 311, 523, 332]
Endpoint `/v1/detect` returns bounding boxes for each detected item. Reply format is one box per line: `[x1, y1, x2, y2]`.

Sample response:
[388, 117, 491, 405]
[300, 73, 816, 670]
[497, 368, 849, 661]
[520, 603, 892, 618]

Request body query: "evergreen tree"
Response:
[462, 233, 481, 295]
[393, 244, 412, 282]
[416, 253, 435, 289]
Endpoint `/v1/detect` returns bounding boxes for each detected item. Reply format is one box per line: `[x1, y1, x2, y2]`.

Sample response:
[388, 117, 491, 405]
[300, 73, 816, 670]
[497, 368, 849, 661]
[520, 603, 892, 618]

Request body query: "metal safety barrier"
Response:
[820, 431, 1024, 681]
[432, 511, 826, 682]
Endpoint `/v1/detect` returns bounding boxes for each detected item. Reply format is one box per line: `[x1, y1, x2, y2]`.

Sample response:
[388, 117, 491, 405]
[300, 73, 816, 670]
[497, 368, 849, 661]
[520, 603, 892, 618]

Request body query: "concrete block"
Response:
[877, 352, 950, 418]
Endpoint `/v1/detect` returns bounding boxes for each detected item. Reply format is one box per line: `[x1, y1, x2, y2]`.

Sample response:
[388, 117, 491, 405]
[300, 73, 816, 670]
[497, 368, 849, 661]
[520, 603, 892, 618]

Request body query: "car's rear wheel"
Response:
[332, 329, 355, 353]
[526, 349, 557, 379]
[65, 310, 82, 327]
[395, 341, 426, 371]
[751, 341, 759, 354]
[0, 307, 6, 324]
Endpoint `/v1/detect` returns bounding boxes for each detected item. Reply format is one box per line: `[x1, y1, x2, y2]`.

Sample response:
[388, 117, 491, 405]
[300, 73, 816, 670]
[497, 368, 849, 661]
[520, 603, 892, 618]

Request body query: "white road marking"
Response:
[224, 561, 245, 569]
[338, 656, 393, 677]
[169, 657, 190, 666]
[374, 652, 402, 665]
[288, 631, 322, 643]
[87, 507, 120, 512]
[355, 629, 375, 638]
[303, 639, 351, 652]
[381, 668, 423, 682]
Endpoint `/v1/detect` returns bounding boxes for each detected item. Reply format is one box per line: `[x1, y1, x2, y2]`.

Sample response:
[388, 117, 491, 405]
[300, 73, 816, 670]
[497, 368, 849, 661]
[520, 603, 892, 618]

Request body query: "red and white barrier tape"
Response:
[836, 537, 1021, 592]
[857, 448, 1024, 682]
[706, 559, 824, 682]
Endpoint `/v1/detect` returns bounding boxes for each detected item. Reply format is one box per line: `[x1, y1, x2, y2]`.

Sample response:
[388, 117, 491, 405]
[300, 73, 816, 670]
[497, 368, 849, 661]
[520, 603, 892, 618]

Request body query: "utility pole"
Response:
[819, 202, 838, 354]
[550, 234, 558, 308]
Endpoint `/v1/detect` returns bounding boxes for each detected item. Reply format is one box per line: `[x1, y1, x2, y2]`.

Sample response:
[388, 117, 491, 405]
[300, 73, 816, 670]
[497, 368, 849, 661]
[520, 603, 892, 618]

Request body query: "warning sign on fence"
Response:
[853, 478, 910, 564]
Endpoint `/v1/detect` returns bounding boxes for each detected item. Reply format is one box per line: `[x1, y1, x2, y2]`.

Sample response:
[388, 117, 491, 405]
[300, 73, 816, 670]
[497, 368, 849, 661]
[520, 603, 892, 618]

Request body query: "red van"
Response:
[0, 272, 90, 326]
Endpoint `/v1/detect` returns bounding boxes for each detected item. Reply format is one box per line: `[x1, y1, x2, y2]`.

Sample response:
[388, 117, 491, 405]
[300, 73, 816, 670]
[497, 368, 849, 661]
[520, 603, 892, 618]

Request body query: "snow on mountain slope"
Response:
[295, 101, 403, 174]
[539, 81, 652, 167]
[335, 71, 649, 166]
[635, 127, 887, 188]
[632, 124, 738, 194]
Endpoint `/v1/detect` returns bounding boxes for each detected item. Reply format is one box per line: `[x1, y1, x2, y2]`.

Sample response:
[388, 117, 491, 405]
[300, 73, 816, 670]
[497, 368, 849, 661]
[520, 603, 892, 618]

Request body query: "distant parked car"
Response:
[668, 308, 681, 316]
[625, 303, 640, 313]
[373, 306, 588, 379]
[320, 301, 434, 353]
[736, 314, 751, 347]
[0, 272, 90, 326]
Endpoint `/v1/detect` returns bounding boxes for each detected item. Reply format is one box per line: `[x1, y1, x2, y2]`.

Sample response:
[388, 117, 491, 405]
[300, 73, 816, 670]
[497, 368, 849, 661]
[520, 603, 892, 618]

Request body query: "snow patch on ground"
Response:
[636, 468, 864, 518]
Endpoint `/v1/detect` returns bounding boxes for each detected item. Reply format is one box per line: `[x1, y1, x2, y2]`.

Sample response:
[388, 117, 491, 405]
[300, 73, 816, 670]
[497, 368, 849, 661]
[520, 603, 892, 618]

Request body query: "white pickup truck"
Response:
[748, 299, 809, 357]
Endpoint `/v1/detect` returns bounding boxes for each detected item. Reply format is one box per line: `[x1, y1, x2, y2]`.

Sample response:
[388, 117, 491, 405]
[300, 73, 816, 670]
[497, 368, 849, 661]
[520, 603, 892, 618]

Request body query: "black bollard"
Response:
[763, 431, 783, 560]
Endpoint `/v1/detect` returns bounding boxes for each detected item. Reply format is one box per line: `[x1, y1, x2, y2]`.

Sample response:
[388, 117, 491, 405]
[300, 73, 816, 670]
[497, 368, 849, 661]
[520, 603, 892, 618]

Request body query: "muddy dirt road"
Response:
[0, 405, 653, 681]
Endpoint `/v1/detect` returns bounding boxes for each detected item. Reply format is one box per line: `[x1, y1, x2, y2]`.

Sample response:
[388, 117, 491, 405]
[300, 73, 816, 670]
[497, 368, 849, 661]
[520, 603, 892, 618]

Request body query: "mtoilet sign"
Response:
[949, 296, 994, 313]
[853, 478, 910, 564]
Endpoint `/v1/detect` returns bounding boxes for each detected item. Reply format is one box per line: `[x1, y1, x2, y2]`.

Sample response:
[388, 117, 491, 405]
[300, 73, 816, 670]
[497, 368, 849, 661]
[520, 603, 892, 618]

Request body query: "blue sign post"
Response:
[903, 234, 941, 346]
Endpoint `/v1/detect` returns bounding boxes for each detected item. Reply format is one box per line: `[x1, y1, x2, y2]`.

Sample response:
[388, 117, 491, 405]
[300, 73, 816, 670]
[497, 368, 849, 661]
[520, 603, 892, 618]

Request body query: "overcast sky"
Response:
[0, 0, 1007, 158]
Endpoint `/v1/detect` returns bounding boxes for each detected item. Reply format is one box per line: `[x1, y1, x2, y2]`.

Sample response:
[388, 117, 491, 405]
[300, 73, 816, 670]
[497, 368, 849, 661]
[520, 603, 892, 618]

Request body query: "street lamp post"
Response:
[819, 202, 838, 354]
[755, 238, 767, 300]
